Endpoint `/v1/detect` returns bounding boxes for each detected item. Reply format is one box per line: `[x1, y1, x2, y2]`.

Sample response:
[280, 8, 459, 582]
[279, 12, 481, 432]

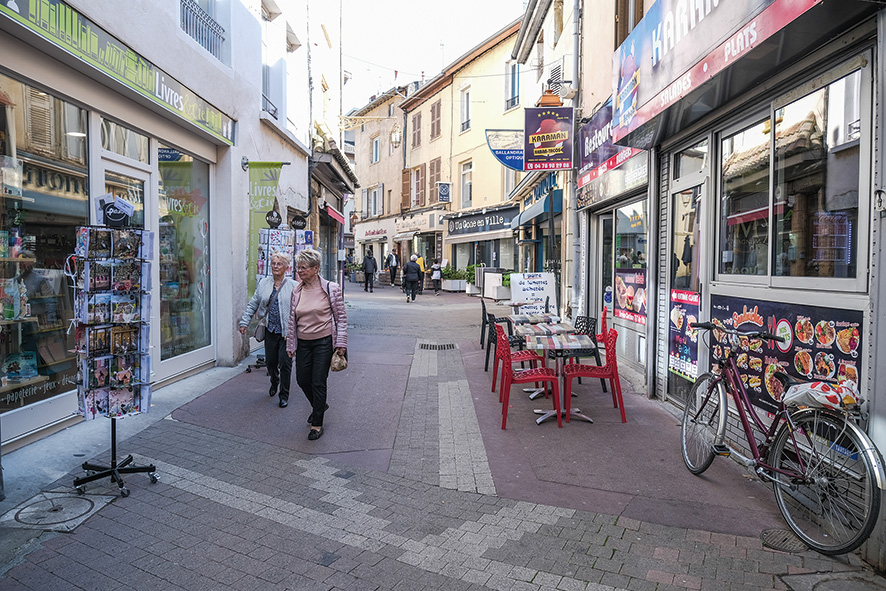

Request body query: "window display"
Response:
[158, 145, 210, 360]
[612, 201, 647, 325]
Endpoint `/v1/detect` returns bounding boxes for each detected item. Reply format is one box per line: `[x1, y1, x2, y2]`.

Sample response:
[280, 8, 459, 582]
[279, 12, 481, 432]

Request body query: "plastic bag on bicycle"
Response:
[782, 379, 861, 410]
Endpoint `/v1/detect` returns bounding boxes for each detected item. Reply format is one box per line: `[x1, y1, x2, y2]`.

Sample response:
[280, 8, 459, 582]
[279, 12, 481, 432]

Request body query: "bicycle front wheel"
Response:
[769, 409, 881, 555]
[681, 372, 726, 475]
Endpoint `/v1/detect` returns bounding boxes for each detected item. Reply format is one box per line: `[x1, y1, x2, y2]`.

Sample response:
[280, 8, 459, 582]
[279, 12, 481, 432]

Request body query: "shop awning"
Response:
[446, 229, 514, 245]
[325, 203, 344, 225]
[393, 231, 418, 241]
[510, 189, 563, 229]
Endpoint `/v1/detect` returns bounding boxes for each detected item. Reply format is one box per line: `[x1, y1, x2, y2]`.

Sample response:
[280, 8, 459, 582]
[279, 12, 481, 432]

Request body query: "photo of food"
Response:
[748, 375, 762, 389]
[836, 326, 860, 354]
[615, 275, 628, 308]
[749, 357, 763, 372]
[748, 339, 763, 352]
[685, 315, 697, 341]
[739, 336, 749, 350]
[815, 320, 836, 346]
[670, 306, 684, 330]
[625, 285, 635, 310]
[814, 352, 836, 379]
[795, 318, 814, 344]
[838, 361, 858, 385]
[765, 363, 785, 401]
[736, 352, 748, 369]
[794, 350, 813, 377]
[633, 288, 645, 312]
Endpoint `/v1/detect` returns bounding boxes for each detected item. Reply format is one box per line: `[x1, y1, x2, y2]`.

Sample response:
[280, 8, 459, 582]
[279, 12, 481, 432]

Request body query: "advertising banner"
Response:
[0, 0, 235, 145]
[668, 290, 700, 381]
[710, 295, 862, 414]
[611, 0, 821, 144]
[485, 130, 524, 171]
[523, 107, 574, 171]
[248, 163, 283, 296]
[613, 268, 647, 325]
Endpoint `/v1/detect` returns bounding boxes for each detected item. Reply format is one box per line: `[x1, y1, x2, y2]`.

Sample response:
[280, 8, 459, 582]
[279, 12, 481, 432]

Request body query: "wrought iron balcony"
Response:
[180, 0, 225, 59]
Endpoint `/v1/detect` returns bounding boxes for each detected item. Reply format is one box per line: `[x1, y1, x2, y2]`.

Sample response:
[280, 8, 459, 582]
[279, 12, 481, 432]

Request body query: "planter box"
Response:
[355, 271, 365, 283]
[491, 285, 510, 300]
[465, 283, 480, 295]
[441, 279, 466, 292]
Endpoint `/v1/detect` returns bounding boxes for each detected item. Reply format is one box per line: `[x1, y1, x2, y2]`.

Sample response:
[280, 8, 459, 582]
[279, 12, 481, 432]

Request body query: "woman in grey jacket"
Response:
[239, 252, 297, 407]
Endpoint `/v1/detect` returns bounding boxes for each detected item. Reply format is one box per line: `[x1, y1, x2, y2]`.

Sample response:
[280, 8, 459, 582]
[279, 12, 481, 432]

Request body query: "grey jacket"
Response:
[239, 275, 297, 336]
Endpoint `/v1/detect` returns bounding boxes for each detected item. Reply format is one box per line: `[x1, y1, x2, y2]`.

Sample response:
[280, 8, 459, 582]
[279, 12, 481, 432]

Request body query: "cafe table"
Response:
[507, 313, 560, 326]
[504, 300, 532, 314]
[514, 322, 575, 338]
[524, 333, 597, 425]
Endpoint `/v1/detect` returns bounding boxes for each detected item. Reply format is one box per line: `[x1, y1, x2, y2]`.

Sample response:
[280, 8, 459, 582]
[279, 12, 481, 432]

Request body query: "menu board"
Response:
[710, 295, 863, 414]
[613, 268, 647, 325]
[509, 273, 557, 315]
[668, 290, 700, 381]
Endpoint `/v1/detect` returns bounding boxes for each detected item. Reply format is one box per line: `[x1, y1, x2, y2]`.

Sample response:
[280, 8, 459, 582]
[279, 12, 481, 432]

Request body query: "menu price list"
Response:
[667, 289, 700, 381]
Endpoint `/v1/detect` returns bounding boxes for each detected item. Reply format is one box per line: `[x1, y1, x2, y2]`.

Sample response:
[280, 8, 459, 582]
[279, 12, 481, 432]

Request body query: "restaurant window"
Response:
[715, 57, 870, 290]
[613, 200, 647, 325]
[158, 145, 211, 360]
[0, 74, 89, 416]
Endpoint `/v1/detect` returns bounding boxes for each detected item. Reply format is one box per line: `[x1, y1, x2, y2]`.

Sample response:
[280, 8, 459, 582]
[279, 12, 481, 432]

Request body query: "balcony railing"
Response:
[505, 95, 519, 110]
[460, 119, 471, 132]
[262, 94, 278, 119]
[181, 0, 225, 60]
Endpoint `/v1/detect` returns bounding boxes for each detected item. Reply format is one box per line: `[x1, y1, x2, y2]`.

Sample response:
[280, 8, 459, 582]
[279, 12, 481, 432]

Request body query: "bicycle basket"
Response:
[782, 380, 862, 410]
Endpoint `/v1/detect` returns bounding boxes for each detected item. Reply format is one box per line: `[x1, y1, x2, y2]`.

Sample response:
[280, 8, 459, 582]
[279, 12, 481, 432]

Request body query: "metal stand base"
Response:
[73, 419, 157, 497]
[245, 355, 267, 373]
[534, 408, 594, 425]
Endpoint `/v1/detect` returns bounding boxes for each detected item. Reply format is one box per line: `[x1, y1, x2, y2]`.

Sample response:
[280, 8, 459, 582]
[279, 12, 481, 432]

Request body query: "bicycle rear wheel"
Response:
[769, 409, 881, 555]
[681, 372, 726, 475]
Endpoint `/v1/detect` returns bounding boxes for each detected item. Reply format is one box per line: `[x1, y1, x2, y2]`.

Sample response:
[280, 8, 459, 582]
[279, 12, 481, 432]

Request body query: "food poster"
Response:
[613, 268, 647, 325]
[710, 295, 862, 414]
[668, 290, 700, 381]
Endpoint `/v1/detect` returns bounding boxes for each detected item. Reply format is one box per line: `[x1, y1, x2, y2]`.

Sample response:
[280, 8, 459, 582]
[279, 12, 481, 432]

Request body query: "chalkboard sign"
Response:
[509, 273, 556, 314]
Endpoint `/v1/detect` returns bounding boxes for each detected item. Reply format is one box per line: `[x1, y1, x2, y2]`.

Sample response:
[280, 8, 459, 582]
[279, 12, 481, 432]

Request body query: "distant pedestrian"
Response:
[430, 259, 442, 295]
[403, 254, 422, 303]
[415, 254, 426, 294]
[287, 248, 347, 441]
[361, 250, 377, 292]
[384, 250, 399, 286]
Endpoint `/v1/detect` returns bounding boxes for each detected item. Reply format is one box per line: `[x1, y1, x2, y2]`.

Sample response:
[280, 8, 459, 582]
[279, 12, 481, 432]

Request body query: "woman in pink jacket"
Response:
[287, 248, 347, 440]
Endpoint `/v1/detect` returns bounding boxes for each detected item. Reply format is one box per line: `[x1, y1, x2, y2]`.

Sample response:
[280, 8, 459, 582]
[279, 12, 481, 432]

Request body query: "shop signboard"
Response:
[710, 295, 862, 414]
[447, 207, 518, 236]
[667, 290, 700, 381]
[485, 130, 524, 171]
[613, 268, 647, 325]
[523, 107, 574, 171]
[509, 272, 556, 315]
[0, 0, 235, 145]
[611, 0, 821, 145]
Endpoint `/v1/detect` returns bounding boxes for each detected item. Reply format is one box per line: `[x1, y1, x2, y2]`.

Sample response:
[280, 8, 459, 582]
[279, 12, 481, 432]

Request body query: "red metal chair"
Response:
[563, 328, 626, 423]
[491, 324, 544, 397]
[496, 325, 561, 429]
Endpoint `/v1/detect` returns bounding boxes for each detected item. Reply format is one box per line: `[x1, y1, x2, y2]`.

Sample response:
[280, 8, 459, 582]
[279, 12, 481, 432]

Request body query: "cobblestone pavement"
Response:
[0, 284, 883, 590]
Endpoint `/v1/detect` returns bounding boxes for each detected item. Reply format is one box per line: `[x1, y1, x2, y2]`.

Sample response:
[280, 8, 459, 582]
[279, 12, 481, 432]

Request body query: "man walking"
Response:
[384, 250, 399, 287]
[362, 250, 378, 292]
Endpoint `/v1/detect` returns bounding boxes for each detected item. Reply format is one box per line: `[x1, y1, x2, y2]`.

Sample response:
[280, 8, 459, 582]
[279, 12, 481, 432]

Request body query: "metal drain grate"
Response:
[420, 343, 456, 350]
[761, 528, 808, 553]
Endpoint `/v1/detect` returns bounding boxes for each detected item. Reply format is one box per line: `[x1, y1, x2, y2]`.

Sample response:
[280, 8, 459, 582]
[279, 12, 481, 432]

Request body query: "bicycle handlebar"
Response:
[690, 321, 785, 343]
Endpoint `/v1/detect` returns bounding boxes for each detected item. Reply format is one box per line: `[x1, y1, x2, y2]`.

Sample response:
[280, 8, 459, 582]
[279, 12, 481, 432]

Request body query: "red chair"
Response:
[563, 329, 626, 423]
[496, 326, 562, 429]
[491, 324, 544, 397]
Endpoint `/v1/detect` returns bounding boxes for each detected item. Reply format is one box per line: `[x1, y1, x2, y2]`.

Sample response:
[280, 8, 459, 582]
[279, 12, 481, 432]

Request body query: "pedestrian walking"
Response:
[384, 250, 399, 286]
[403, 254, 422, 303]
[361, 250, 377, 292]
[416, 254, 426, 294]
[287, 248, 347, 440]
[239, 252, 296, 407]
[430, 259, 442, 295]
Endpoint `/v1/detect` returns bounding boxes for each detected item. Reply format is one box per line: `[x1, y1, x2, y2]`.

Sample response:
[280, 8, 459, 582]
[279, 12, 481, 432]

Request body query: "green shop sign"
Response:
[1, 0, 235, 145]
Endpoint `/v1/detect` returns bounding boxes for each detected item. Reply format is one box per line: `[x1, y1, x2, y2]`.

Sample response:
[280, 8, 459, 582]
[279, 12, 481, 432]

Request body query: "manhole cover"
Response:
[15, 497, 95, 526]
[761, 528, 808, 553]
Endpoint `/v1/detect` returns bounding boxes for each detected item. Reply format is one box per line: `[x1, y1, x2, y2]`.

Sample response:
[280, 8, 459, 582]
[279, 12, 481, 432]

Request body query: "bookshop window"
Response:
[158, 145, 211, 359]
[0, 73, 89, 414]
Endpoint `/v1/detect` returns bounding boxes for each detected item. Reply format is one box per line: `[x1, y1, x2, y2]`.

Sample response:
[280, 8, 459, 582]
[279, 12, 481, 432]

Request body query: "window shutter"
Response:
[401, 169, 410, 210]
[419, 163, 426, 206]
[26, 87, 54, 155]
[378, 183, 384, 215]
[362, 188, 369, 219]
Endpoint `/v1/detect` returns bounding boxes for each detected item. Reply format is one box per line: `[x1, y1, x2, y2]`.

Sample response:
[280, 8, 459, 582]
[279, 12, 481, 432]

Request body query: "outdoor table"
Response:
[514, 322, 575, 337]
[524, 333, 597, 425]
[507, 313, 560, 325]
[504, 300, 532, 314]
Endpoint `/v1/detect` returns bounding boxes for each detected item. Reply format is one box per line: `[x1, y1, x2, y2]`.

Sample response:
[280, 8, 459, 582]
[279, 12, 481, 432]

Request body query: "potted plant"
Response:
[441, 266, 466, 292]
[345, 262, 360, 283]
[465, 264, 480, 295]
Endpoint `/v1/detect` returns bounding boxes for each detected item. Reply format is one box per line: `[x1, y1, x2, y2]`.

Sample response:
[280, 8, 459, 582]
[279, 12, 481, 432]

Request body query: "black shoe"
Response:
[279, 399, 288, 408]
[370, 289, 373, 292]
[307, 404, 329, 423]
[269, 385, 277, 397]
[308, 427, 324, 440]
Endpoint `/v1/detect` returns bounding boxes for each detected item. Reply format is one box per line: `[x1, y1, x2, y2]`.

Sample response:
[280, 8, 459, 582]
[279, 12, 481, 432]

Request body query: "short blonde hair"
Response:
[269, 251, 291, 265]
[295, 248, 321, 269]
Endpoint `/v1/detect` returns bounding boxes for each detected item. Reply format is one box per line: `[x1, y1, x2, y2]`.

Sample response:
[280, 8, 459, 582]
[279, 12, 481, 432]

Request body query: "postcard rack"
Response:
[70, 226, 157, 497]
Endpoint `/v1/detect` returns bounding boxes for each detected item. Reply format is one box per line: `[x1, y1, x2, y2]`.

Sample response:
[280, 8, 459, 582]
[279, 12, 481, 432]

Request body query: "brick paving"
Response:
[0, 284, 883, 590]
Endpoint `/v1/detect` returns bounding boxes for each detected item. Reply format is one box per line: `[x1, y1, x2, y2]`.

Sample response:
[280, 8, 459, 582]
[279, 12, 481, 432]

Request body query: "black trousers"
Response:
[389, 266, 397, 285]
[265, 331, 291, 400]
[364, 273, 374, 291]
[405, 279, 418, 300]
[295, 335, 333, 427]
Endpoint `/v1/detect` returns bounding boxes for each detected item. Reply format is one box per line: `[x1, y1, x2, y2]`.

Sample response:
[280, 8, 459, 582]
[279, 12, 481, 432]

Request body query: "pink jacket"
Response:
[286, 277, 347, 354]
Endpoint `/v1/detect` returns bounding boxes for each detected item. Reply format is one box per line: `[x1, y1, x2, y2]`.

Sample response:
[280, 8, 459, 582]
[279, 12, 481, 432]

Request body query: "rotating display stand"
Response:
[70, 226, 158, 497]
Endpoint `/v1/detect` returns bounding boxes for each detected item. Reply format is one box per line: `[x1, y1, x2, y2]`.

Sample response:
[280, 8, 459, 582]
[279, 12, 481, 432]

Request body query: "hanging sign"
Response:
[437, 182, 451, 203]
[523, 107, 574, 171]
[291, 215, 307, 229]
[485, 129, 524, 171]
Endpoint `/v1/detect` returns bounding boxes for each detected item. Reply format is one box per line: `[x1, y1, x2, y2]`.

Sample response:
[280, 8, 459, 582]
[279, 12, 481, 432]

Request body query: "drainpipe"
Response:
[570, 0, 582, 319]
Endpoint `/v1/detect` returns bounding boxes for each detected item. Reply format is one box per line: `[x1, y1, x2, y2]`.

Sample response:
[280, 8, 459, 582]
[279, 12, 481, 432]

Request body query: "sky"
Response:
[341, 0, 527, 113]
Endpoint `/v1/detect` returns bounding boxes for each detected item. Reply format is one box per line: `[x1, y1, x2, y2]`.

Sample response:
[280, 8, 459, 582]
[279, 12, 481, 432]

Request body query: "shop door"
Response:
[598, 215, 613, 317]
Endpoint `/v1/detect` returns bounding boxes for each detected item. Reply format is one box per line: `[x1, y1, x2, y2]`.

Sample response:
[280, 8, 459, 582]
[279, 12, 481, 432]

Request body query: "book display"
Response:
[70, 226, 158, 496]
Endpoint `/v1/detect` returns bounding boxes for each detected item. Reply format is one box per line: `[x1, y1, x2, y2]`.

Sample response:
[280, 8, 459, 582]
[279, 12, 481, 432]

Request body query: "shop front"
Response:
[356, 223, 392, 265]
[510, 171, 563, 280]
[611, 2, 883, 417]
[576, 99, 649, 369]
[393, 207, 446, 266]
[443, 205, 519, 270]
[0, 4, 230, 445]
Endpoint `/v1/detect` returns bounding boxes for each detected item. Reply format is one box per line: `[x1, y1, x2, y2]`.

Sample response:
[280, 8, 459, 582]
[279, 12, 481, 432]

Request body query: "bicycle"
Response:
[682, 320, 886, 555]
